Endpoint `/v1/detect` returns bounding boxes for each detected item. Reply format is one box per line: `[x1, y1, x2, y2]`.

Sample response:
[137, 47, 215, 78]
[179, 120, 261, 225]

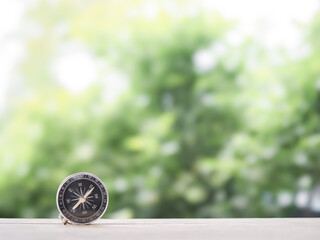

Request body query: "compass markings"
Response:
[72, 191, 81, 198]
[75, 188, 81, 195]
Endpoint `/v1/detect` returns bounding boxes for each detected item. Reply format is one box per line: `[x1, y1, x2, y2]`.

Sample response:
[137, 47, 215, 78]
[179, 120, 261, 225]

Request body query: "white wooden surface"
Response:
[0, 218, 319, 240]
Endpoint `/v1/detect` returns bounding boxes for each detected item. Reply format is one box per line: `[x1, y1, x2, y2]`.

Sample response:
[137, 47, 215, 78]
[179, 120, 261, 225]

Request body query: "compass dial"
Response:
[57, 172, 108, 224]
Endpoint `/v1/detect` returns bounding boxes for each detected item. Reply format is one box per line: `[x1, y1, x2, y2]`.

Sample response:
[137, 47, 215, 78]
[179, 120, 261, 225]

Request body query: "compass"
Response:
[56, 172, 109, 224]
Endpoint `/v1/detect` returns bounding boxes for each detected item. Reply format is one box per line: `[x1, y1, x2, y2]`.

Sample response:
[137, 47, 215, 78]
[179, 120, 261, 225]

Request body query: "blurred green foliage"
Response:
[0, 0, 319, 218]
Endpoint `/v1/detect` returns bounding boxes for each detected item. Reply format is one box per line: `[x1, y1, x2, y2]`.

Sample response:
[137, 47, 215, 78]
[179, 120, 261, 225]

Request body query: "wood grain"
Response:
[0, 218, 319, 240]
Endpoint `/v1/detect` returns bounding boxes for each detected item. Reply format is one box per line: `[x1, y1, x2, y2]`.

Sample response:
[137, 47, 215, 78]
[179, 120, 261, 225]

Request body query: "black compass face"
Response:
[57, 173, 108, 224]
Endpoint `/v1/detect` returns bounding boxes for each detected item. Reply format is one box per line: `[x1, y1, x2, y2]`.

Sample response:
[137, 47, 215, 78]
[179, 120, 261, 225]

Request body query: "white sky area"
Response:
[0, 0, 319, 112]
[51, 42, 98, 94]
[0, 1, 25, 112]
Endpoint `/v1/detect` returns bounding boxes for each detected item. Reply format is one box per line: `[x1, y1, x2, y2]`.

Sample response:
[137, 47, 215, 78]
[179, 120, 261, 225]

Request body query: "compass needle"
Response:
[83, 187, 94, 199]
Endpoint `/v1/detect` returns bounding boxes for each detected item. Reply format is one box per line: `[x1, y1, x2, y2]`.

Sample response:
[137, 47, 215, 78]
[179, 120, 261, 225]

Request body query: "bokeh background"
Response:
[0, 0, 320, 219]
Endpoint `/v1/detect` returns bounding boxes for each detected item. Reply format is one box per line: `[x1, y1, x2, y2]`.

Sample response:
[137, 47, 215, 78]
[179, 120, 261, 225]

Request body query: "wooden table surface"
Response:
[0, 218, 319, 240]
